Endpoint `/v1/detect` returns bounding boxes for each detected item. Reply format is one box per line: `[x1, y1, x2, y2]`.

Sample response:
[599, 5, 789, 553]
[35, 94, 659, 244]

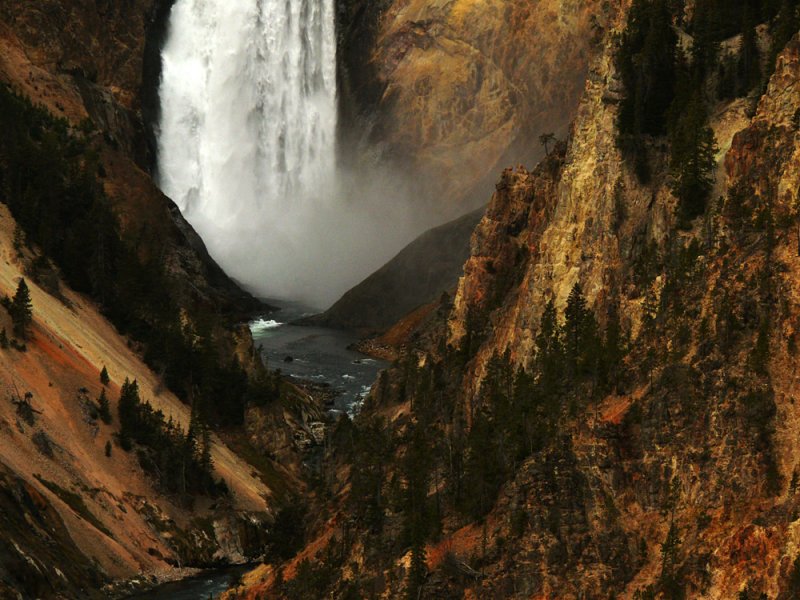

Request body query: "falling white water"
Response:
[157, 0, 422, 307]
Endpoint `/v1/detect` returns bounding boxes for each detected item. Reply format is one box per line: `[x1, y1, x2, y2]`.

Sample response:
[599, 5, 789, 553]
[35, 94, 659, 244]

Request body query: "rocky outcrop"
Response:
[340, 0, 615, 212]
[326, 0, 616, 334]
[447, 1, 684, 392]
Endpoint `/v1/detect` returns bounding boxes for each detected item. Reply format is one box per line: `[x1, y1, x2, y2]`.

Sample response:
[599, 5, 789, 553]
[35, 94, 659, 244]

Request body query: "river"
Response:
[250, 299, 387, 415]
[130, 302, 382, 598]
[125, 566, 250, 599]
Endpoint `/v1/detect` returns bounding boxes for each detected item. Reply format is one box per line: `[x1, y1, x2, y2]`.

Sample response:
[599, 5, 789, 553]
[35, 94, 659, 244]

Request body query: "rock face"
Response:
[339, 0, 614, 212]
[0, 0, 162, 159]
[434, 27, 800, 600]
[325, 0, 614, 329]
[0, 204, 273, 597]
[447, 12, 652, 392]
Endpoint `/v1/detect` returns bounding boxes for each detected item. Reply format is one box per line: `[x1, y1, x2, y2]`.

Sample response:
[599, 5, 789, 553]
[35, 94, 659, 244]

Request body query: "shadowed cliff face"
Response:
[0, 0, 154, 106]
[0, 0, 168, 165]
[340, 0, 612, 214]
[307, 208, 484, 332]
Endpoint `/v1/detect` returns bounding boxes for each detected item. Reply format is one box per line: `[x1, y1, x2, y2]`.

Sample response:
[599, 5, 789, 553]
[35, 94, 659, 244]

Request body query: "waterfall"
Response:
[157, 0, 344, 305]
[158, 0, 426, 308]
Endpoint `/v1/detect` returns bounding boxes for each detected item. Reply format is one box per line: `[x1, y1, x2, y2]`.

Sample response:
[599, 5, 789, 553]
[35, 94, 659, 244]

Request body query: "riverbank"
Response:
[117, 565, 253, 599]
[105, 566, 202, 599]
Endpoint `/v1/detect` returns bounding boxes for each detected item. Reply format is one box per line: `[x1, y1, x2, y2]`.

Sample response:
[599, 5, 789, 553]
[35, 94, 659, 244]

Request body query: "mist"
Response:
[175, 161, 436, 310]
[156, 0, 441, 310]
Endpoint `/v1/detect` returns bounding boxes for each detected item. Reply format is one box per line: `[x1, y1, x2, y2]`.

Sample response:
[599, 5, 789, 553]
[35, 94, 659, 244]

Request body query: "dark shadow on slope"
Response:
[303, 207, 484, 333]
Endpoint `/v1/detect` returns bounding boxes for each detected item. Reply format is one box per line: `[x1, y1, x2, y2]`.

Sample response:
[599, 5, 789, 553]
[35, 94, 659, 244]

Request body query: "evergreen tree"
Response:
[105, 440, 112, 457]
[603, 301, 626, 389]
[535, 299, 564, 393]
[182, 410, 201, 496]
[117, 378, 140, 450]
[407, 541, 427, 600]
[12, 226, 25, 258]
[563, 282, 601, 379]
[689, 0, 721, 83]
[100, 365, 110, 386]
[660, 522, 683, 599]
[669, 95, 718, 224]
[349, 417, 391, 531]
[10, 278, 32, 341]
[462, 412, 504, 518]
[200, 423, 213, 477]
[98, 388, 112, 424]
[616, 0, 678, 137]
[737, 7, 761, 96]
[0, 328, 7, 349]
[539, 132, 556, 155]
[564, 283, 588, 376]
[265, 500, 307, 560]
[402, 422, 436, 563]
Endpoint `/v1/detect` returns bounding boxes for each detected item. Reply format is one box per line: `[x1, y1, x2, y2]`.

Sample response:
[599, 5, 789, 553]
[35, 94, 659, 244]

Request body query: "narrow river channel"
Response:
[125, 566, 249, 599]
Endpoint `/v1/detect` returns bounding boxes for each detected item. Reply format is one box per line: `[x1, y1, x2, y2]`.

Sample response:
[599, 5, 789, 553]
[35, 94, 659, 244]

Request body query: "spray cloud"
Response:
[157, 0, 426, 309]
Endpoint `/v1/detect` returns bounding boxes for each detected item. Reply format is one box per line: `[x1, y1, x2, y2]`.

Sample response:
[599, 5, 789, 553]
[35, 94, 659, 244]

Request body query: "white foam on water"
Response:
[250, 318, 284, 334]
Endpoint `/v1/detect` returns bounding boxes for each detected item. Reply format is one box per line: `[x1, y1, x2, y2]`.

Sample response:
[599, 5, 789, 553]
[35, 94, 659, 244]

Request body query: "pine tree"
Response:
[0, 328, 8, 349]
[182, 410, 201, 496]
[690, 0, 721, 83]
[463, 412, 504, 518]
[535, 299, 563, 393]
[564, 283, 587, 377]
[105, 440, 112, 457]
[100, 365, 110, 386]
[117, 378, 140, 450]
[10, 278, 32, 341]
[660, 522, 683, 599]
[98, 388, 112, 424]
[670, 95, 717, 224]
[737, 7, 761, 96]
[603, 301, 626, 388]
[616, 0, 679, 137]
[12, 226, 25, 258]
[200, 421, 213, 486]
[407, 541, 427, 600]
[564, 282, 600, 379]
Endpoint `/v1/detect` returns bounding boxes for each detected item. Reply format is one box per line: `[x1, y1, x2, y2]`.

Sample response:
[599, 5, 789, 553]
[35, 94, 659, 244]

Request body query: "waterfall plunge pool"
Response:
[250, 300, 387, 416]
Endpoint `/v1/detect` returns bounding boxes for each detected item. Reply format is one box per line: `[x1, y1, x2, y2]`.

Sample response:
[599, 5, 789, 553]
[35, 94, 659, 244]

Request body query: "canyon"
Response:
[1, 0, 800, 598]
